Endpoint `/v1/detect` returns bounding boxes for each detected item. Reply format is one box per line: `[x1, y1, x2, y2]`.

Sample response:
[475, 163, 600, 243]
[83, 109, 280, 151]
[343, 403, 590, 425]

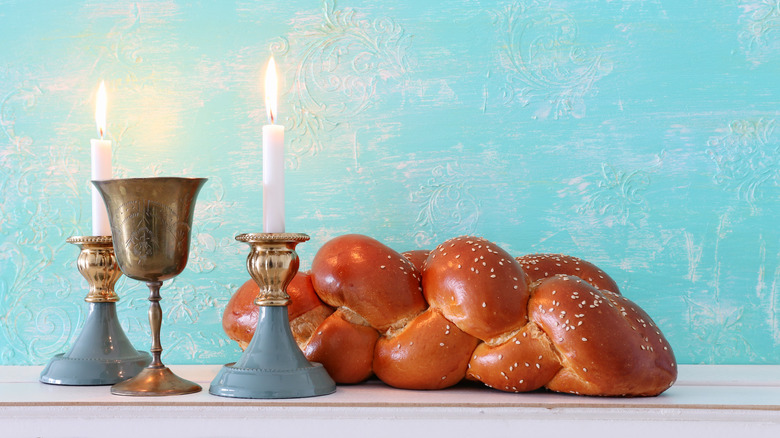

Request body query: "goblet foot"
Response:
[110, 366, 201, 396]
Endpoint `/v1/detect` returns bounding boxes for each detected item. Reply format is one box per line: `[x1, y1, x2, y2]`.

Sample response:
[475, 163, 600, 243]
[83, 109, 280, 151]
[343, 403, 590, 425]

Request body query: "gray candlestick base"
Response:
[209, 306, 336, 399]
[40, 302, 151, 386]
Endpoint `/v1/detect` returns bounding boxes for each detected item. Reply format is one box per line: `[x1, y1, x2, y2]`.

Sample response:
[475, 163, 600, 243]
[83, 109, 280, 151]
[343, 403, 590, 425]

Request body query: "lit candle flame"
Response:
[265, 57, 278, 124]
[95, 81, 107, 139]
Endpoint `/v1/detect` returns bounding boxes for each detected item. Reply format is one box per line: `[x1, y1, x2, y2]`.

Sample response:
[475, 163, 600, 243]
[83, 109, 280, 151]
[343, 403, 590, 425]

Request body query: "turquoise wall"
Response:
[1, 0, 778, 365]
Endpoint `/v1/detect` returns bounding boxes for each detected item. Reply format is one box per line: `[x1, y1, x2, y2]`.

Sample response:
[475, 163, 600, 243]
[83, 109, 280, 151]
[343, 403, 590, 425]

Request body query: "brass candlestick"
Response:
[209, 233, 336, 399]
[40, 236, 151, 386]
[94, 177, 207, 396]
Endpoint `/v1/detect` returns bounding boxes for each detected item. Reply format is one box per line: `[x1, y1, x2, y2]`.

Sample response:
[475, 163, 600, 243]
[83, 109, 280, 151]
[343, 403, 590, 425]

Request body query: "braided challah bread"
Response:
[223, 234, 677, 396]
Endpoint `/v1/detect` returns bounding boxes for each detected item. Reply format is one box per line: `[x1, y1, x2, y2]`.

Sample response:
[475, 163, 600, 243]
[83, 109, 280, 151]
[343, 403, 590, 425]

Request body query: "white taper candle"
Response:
[262, 57, 285, 233]
[91, 81, 112, 236]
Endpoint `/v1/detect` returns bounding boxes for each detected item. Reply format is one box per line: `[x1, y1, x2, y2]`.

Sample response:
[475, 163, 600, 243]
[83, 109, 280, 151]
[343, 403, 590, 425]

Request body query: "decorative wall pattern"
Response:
[1, 0, 779, 366]
[708, 119, 778, 207]
[274, 0, 410, 168]
[412, 162, 481, 246]
[739, 0, 780, 64]
[494, 1, 612, 119]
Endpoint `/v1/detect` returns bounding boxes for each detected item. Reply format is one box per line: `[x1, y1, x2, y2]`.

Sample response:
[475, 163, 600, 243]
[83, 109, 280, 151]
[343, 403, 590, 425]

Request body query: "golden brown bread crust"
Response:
[290, 305, 333, 346]
[529, 275, 676, 396]
[223, 234, 677, 396]
[516, 253, 620, 294]
[303, 309, 379, 384]
[374, 308, 479, 389]
[222, 278, 261, 350]
[310, 234, 427, 332]
[467, 322, 561, 392]
[401, 249, 431, 272]
[423, 236, 529, 341]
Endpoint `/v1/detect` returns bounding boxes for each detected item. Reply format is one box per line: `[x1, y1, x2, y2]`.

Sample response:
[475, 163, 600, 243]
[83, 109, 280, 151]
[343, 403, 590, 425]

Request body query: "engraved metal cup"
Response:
[94, 177, 207, 396]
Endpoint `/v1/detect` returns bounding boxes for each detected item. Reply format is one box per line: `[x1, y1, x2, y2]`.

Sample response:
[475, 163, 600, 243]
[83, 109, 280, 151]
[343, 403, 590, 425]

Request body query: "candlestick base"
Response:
[40, 236, 151, 386]
[209, 233, 336, 399]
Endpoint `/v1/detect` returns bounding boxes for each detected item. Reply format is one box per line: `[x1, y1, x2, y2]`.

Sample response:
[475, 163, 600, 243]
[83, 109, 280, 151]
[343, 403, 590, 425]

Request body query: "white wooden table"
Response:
[1, 365, 779, 437]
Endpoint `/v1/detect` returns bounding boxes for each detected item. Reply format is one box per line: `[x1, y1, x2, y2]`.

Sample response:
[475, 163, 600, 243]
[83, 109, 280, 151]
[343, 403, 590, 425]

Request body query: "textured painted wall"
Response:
[1, 0, 779, 365]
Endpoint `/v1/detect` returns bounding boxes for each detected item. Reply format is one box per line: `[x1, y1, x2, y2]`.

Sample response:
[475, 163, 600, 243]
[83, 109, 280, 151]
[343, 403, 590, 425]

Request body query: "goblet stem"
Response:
[147, 281, 164, 368]
[110, 278, 201, 396]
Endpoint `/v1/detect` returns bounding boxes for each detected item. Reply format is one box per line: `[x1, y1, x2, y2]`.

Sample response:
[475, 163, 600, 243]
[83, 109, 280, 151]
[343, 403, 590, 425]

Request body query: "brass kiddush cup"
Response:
[94, 177, 207, 396]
